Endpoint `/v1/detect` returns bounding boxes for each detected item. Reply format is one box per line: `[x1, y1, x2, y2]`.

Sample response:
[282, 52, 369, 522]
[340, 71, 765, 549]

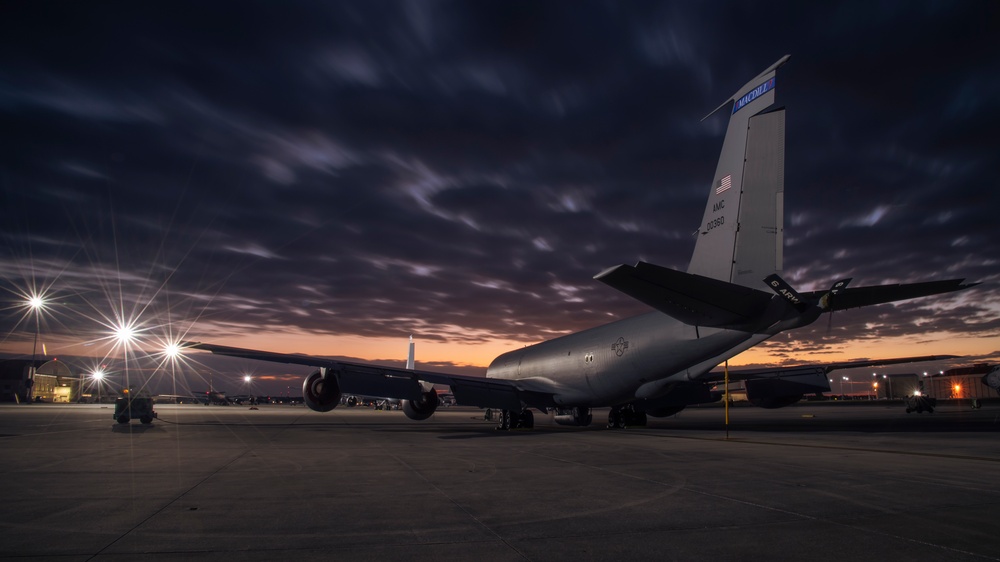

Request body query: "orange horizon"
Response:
[4, 327, 998, 373]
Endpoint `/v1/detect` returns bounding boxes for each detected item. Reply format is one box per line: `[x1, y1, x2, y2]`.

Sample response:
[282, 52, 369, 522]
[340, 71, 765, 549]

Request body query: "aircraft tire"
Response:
[607, 409, 624, 429]
[521, 409, 534, 429]
[496, 409, 511, 431]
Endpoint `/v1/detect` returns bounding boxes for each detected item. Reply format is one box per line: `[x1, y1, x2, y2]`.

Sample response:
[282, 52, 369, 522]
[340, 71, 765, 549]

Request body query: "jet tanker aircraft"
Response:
[185, 55, 975, 430]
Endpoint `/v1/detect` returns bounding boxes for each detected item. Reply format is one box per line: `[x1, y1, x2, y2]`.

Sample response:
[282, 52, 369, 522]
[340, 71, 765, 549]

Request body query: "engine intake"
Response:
[302, 369, 342, 412]
[402, 388, 438, 421]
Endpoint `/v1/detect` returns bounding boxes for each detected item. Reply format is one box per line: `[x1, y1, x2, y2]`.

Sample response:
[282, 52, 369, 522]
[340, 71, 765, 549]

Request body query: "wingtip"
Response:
[594, 264, 628, 281]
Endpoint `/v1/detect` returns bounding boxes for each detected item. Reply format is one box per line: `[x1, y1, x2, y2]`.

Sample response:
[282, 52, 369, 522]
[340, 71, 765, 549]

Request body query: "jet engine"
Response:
[745, 373, 827, 409]
[554, 406, 592, 427]
[402, 387, 438, 421]
[302, 369, 342, 412]
[745, 380, 805, 409]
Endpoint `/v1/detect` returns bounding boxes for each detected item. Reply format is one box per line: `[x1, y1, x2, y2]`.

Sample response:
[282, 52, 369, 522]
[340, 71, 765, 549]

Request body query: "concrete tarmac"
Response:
[2, 401, 999, 561]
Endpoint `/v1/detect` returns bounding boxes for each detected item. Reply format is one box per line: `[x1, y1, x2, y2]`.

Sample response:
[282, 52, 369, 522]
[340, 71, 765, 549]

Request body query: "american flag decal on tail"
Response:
[715, 174, 732, 195]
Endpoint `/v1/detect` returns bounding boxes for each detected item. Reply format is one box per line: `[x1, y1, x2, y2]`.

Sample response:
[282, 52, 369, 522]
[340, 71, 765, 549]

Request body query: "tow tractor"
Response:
[905, 389, 936, 414]
[114, 388, 157, 424]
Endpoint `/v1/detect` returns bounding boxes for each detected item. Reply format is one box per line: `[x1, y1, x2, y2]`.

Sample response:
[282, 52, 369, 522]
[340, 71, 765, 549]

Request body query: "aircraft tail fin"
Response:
[688, 55, 790, 292]
[406, 335, 415, 370]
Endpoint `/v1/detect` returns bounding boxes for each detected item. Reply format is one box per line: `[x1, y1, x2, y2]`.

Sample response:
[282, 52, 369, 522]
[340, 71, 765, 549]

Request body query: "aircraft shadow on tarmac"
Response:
[141, 407, 1000, 435]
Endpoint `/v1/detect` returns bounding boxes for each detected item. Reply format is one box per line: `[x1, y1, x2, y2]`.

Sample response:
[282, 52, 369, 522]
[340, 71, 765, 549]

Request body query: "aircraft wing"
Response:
[698, 355, 959, 384]
[181, 342, 556, 411]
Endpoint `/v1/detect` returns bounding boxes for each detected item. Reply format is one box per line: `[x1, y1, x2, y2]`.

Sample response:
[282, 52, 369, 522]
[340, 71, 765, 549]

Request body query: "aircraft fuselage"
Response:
[486, 310, 775, 407]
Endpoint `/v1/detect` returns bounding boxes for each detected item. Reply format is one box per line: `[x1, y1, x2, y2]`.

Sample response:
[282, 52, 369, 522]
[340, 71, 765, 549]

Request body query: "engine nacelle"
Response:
[745, 376, 821, 409]
[302, 369, 342, 413]
[402, 388, 438, 421]
[554, 406, 592, 427]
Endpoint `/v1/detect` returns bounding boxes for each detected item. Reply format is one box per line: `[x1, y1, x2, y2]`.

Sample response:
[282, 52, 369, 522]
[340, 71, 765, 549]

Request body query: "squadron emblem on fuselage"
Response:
[612, 337, 629, 357]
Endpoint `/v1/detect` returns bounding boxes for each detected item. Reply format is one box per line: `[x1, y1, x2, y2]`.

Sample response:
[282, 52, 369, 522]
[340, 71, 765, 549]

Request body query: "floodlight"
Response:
[114, 324, 136, 344]
[164, 343, 181, 358]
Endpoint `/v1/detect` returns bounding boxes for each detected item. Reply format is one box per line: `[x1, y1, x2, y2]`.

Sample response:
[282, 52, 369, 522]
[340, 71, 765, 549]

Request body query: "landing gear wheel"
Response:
[496, 409, 512, 431]
[608, 409, 625, 429]
[520, 409, 534, 429]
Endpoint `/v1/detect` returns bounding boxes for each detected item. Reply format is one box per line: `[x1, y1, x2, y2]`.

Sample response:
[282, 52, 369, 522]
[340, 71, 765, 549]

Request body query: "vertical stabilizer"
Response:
[687, 55, 789, 291]
[406, 335, 415, 370]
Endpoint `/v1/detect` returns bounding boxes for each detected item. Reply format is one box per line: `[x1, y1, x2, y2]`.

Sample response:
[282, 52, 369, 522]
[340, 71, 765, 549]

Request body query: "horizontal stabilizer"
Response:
[804, 279, 977, 311]
[595, 261, 774, 328]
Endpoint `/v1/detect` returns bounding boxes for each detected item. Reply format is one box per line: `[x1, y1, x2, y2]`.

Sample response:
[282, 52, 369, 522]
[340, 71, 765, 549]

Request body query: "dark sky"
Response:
[2, 1, 998, 395]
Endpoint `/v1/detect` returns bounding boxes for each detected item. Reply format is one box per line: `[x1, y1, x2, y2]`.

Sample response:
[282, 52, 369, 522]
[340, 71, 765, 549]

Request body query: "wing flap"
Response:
[594, 261, 774, 328]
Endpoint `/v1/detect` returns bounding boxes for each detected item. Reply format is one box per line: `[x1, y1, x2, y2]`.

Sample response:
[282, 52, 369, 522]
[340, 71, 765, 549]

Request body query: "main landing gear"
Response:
[495, 409, 534, 431]
[607, 405, 647, 429]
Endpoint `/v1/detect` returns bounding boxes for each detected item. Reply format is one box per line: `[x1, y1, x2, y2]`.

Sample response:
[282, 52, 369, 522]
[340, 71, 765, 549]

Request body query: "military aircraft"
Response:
[183, 55, 975, 430]
[983, 366, 1000, 394]
[155, 386, 231, 405]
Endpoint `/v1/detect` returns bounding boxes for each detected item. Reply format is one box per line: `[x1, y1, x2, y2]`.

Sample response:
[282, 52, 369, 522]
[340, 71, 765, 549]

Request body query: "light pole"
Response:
[92, 369, 105, 404]
[27, 295, 46, 402]
[113, 323, 137, 394]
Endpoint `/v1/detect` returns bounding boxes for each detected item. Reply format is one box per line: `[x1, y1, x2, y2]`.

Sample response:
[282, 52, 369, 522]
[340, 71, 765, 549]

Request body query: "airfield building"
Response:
[0, 359, 81, 403]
